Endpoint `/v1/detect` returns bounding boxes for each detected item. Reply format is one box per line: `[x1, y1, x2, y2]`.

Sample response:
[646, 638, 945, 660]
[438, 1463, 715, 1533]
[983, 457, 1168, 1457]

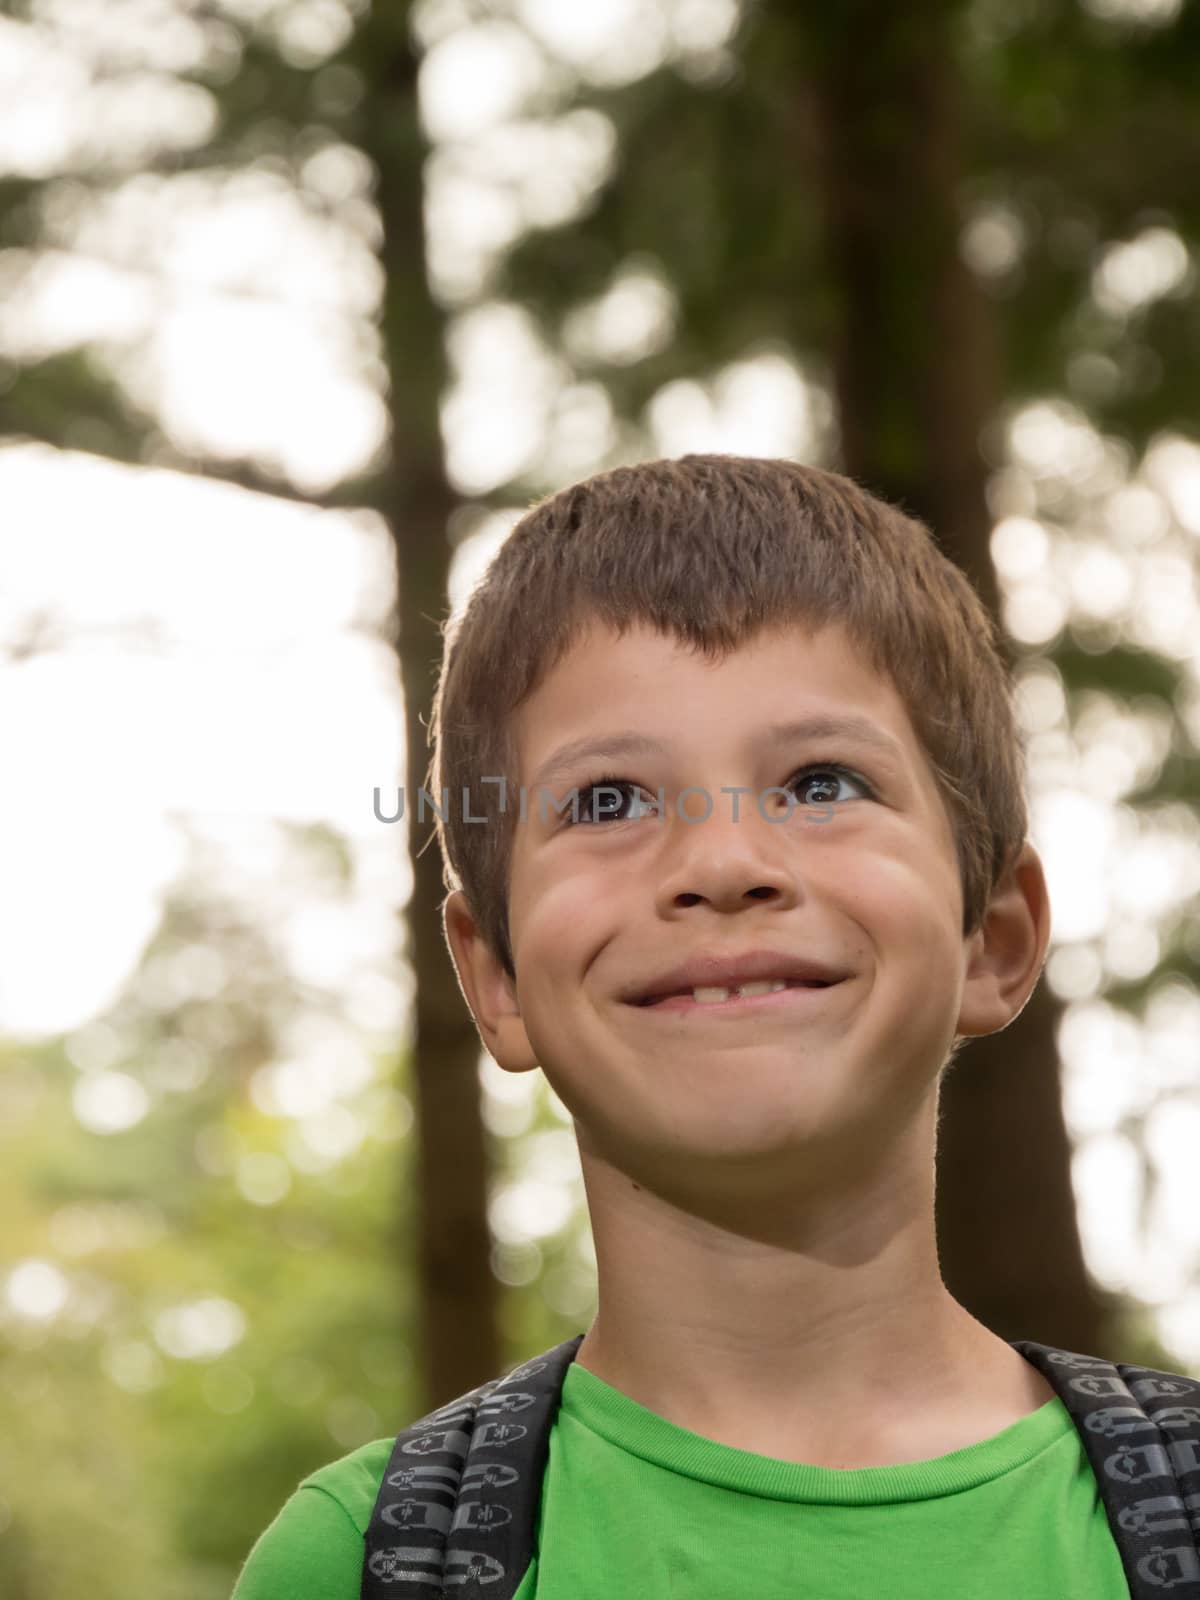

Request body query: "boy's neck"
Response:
[571, 1152, 1056, 1470]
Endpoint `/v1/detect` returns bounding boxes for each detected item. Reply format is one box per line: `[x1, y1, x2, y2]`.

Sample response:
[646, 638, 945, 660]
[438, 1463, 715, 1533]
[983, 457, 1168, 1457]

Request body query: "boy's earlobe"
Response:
[441, 891, 540, 1074]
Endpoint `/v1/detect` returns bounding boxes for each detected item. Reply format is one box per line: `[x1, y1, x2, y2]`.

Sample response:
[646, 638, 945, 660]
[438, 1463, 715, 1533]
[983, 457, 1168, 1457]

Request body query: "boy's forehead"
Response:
[526, 615, 878, 699]
[512, 618, 922, 783]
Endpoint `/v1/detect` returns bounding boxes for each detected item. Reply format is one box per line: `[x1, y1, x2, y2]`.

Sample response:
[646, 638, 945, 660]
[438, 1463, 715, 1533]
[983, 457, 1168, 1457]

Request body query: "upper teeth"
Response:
[691, 979, 790, 1003]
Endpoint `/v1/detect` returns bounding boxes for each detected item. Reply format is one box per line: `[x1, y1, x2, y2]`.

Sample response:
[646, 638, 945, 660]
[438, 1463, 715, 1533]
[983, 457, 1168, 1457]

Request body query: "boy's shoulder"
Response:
[297, 1434, 397, 1534]
[231, 1436, 394, 1599]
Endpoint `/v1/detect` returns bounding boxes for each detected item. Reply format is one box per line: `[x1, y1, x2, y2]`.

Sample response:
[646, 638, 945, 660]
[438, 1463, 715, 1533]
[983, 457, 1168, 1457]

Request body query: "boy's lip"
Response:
[632, 982, 847, 1017]
[624, 948, 849, 1006]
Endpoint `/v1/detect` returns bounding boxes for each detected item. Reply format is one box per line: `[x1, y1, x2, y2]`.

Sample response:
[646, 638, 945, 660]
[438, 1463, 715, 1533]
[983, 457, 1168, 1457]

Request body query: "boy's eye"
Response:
[571, 777, 658, 826]
[785, 762, 873, 807]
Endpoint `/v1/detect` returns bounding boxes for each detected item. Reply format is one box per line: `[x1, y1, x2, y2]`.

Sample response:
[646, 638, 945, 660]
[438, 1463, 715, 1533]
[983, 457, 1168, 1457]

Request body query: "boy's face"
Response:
[445, 618, 1050, 1211]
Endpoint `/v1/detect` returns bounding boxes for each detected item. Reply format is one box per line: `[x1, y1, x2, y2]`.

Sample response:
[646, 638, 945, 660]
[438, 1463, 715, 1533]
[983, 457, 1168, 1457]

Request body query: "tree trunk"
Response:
[354, 2, 500, 1408]
[803, 0, 1119, 1355]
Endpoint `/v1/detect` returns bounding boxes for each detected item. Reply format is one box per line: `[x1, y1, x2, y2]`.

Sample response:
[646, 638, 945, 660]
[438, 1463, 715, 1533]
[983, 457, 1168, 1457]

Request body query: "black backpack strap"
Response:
[1011, 1339, 1200, 1597]
[362, 1333, 583, 1597]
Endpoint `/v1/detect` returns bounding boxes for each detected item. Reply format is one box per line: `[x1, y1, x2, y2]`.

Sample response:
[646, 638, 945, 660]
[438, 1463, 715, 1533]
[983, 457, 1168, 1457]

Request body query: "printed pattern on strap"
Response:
[1011, 1340, 1200, 1597]
[362, 1333, 584, 1598]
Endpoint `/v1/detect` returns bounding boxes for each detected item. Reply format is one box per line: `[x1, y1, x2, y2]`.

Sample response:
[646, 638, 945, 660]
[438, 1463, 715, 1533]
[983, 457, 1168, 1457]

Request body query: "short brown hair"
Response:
[427, 454, 1029, 982]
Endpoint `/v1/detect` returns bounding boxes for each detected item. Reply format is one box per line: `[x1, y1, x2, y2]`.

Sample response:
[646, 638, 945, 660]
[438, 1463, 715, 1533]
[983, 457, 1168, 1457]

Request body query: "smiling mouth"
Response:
[631, 978, 841, 1012]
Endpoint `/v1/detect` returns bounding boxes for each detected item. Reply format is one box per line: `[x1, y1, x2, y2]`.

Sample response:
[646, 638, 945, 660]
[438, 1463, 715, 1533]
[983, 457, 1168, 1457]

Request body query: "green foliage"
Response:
[0, 858, 422, 1594]
[0, 349, 157, 462]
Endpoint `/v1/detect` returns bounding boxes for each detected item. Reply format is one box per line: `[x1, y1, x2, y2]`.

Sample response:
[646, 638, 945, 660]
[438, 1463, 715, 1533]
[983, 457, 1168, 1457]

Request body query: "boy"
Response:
[232, 455, 1148, 1597]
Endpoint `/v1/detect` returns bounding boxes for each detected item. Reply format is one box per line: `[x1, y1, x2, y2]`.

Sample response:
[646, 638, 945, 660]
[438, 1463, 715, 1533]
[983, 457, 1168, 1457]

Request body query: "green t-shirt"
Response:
[231, 1361, 1131, 1598]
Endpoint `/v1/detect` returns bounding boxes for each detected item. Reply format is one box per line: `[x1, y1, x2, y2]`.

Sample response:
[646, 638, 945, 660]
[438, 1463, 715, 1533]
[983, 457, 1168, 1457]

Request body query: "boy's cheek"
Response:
[512, 868, 623, 964]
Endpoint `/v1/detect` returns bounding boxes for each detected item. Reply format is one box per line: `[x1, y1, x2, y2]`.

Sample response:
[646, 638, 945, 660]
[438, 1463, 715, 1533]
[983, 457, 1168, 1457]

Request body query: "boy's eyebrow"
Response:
[527, 715, 907, 793]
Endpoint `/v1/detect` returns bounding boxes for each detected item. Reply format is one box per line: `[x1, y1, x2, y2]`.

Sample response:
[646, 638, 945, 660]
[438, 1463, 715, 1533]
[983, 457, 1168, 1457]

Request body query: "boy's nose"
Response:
[651, 814, 802, 915]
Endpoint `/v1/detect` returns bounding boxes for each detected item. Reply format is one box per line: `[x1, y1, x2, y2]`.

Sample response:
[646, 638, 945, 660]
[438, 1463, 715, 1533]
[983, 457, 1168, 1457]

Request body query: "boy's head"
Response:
[432, 457, 1049, 1184]
[430, 454, 1032, 968]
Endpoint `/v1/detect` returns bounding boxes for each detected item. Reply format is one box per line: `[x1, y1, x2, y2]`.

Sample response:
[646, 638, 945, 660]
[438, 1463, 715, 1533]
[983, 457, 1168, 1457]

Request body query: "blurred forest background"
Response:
[2, 0, 1200, 1593]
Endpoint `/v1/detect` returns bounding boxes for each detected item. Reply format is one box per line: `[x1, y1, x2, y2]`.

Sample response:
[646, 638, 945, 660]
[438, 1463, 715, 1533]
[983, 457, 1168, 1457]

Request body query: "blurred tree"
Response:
[0, 0, 499, 1439]
[801, 0, 1108, 1355]
[348, 1, 500, 1410]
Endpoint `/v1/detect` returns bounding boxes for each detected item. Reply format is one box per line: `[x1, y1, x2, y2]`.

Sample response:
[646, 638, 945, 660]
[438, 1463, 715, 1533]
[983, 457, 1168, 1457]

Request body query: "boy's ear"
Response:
[441, 890, 540, 1074]
[956, 840, 1053, 1040]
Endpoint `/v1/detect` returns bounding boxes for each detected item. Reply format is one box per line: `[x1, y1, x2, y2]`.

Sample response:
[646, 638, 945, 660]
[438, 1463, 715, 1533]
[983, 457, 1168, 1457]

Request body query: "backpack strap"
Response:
[1010, 1339, 1200, 1597]
[361, 1333, 583, 1598]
